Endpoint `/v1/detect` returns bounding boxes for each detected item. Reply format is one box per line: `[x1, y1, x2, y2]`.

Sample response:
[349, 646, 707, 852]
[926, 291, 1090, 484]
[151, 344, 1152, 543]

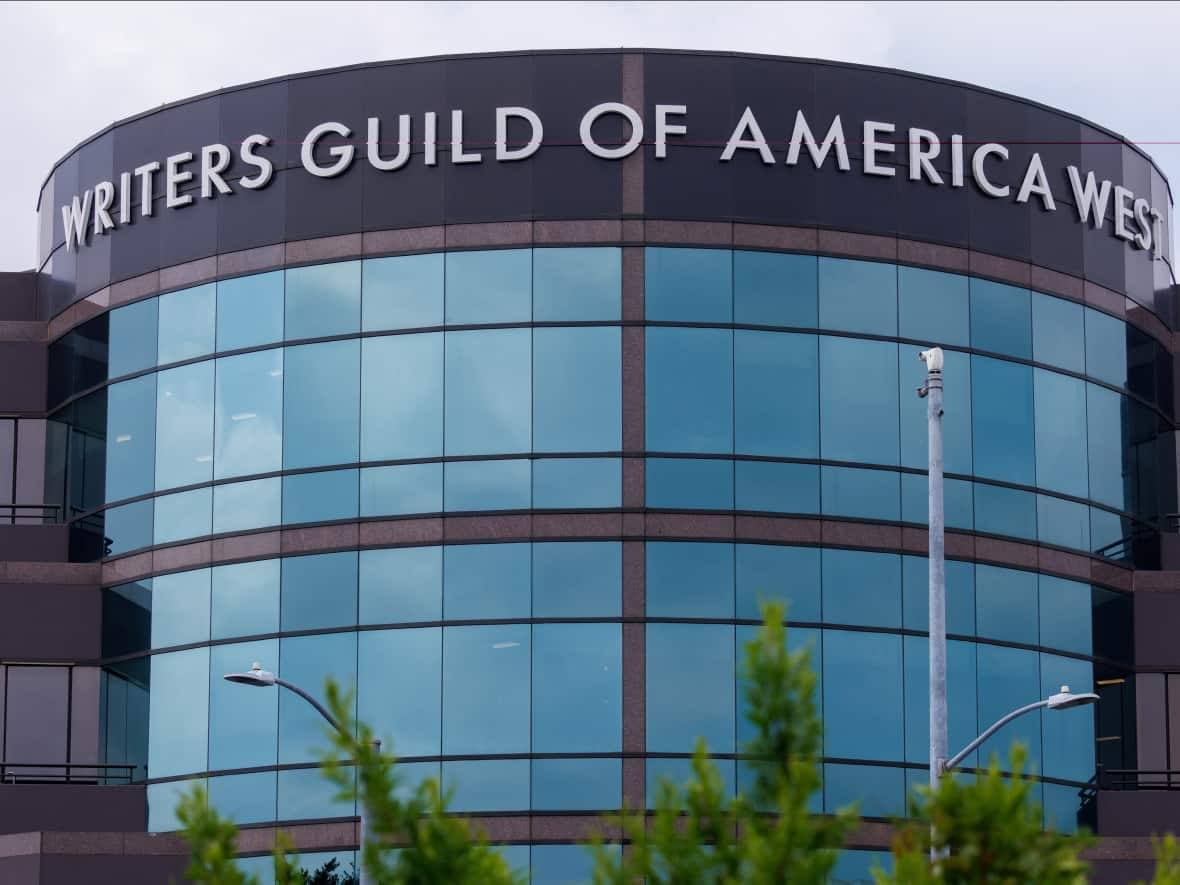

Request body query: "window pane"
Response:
[108, 298, 158, 379]
[443, 759, 530, 812]
[1085, 307, 1127, 388]
[824, 763, 905, 817]
[155, 361, 214, 490]
[820, 336, 899, 465]
[277, 632, 357, 764]
[821, 465, 900, 521]
[445, 249, 531, 324]
[646, 623, 734, 753]
[534, 327, 621, 452]
[903, 636, 978, 766]
[534, 247, 621, 321]
[1037, 494, 1091, 551]
[533, 458, 621, 509]
[1038, 575, 1092, 655]
[534, 623, 621, 752]
[1086, 384, 1129, 511]
[285, 260, 361, 340]
[1031, 292, 1085, 373]
[150, 568, 210, 649]
[1040, 654, 1095, 782]
[902, 556, 975, 635]
[358, 628, 441, 756]
[361, 333, 443, 461]
[900, 348, 972, 474]
[823, 549, 901, 629]
[359, 547, 442, 625]
[648, 757, 735, 806]
[818, 258, 896, 336]
[735, 460, 820, 514]
[733, 250, 817, 327]
[158, 284, 215, 365]
[974, 483, 1037, 541]
[442, 624, 530, 754]
[280, 552, 358, 632]
[362, 253, 443, 331]
[645, 247, 732, 322]
[533, 541, 621, 617]
[283, 340, 360, 469]
[646, 328, 733, 453]
[532, 759, 622, 812]
[646, 457, 733, 509]
[898, 266, 969, 347]
[970, 279, 1031, 359]
[647, 541, 734, 618]
[445, 329, 531, 456]
[976, 564, 1038, 645]
[444, 458, 530, 511]
[1034, 369, 1088, 498]
[443, 543, 530, 620]
[736, 543, 820, 622]
[213, 477, 281, 534]
[208, 771, 276, 825]
[278, 766, 355, 820]
[148, 647, 209, 777]
[977, 644, 1040, 768]
[902, 474, 974, 531]
[824, 630, 903, 760]
[216, 271, 284, 352]
[971, 356, 1034, 485]
[214, 349, 283, 479]
[735, 330, 818, 457]
[359, 462, 442, 517]
[104, 499, 153, 555]
[209, 639, 279, 769]
[281, 469, 358, 524]
[211, 560, 280, 640]
[106, 375, 156, 502]
[154, 486, 212, 545]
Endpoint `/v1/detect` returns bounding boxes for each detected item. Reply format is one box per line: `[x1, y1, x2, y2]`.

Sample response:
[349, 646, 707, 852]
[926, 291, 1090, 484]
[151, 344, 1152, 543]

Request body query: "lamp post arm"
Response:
[943, 699, 1048, 773]
[274, 676, 348, 739]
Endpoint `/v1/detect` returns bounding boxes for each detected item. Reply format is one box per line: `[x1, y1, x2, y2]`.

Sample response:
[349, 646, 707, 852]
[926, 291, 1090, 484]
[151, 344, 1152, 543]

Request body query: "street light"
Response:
[224, 662, 378, 885]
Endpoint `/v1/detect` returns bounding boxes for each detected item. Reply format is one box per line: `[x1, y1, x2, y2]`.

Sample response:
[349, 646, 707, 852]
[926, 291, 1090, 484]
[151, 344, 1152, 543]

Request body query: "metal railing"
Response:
[1099, 769, 1180, 790]
[0, 503, 62, 525]
[0, 761, 138, 785]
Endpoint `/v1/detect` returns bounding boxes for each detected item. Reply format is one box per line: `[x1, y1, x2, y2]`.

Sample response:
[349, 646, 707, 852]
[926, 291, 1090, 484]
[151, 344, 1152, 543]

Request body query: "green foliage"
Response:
[589, 602, 857, 884]
[1139, 835, 1180, 885]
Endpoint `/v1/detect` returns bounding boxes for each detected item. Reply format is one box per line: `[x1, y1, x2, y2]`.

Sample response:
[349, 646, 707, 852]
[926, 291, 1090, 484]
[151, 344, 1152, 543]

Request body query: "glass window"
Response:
[900, 349, 972, 475]
[445, 249, 531, 324]
[647, 541, 735, 619]
[108, 298, 159, 379]
[898, 266, 970, 347]
[903, 636, 978, 767]
[1086, 384, 1129, 511]
[277, 632, 357, 764]
[532, 759, 622, 812]
[283, 340, 360, 469]
[362, 253, 444, 331]
[1085, 307, 1127, 388]
[154, 486, 212, 545]
[147, 780, 198, 833]
[216, 271, 284, 352]
[361, 333, 443, 461]
[444, 458, 530, 511]
[534, 247, 621, 321]
[824, 763, 905, 818]
[820, 336, 899, 465]
[902, 556, 975, 635]
[736, 543, 820, 622]
[158, 284, 216, 365]
[278, 766, 355, 820]
[533, 541, 621, 617]
[971, 356, 1035, 486]
[1038, 576, 1092, 655]
[823, 630, 903, 760]
[1040, 654, 1095, 783]
[213, 477, 281, 534]
[534, 327, 621, 452]
[970, 279, 1031, 359]
[280, 552, 358, 632]
[104, 499, 153, 555]
[443, 759, 530, 812]
[214, 349, 283, 479]
[832, 851, 893, 884]
[358, 627, 441, 757]
[646, 623, 734, 753]
[1037, 494, 1091, 551]
[648, 757, 736, 807]
[821, 466, 900, 522]
[735, 460, 820, 514]
[150, 568, 210, 649]
[211, 559, 280, 640]
[974, 483, 1037, 541]
[534, 623, 621, 752]
[1034, 369, 1089, 498]
[208, 771, 277, 826]
[646, 328, 733, 453]
[208, 639, 279, 769]
[901, 474, 974, 531]
[285, 260, 361, 340]
[736, 624, 820, 752]
[822, 549, 901, 629]
[818, 258, 897, 336]
[359, 547, 442, 625]
[106, 375, 156, 502]
[733, 250, 817, 328]
[533, 458, 621, 509]
[646, 457, 733, 509]
[155, 361, 215, 490]
[445, 329, 531, 456]
[645, 247, 732, 322]
[443, 543, 530, 620]
[1031, 292, 1085, 373]
[148, 647, 209, 778]
[735, 330, 818, 458]
[360, 462, 442, 517]
[976, 564, 1038, 646]
[1043, 782, 1084, 835]
[977, 644, 1040, 769]
[442, 624, 530, 754]
[282, 469, 358, 524]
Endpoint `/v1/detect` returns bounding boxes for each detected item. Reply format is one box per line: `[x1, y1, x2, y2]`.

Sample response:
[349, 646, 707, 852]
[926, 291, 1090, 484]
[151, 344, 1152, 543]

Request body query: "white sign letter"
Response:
[1113, 186, 1136, 242]
[201, 145, 233, 198]
[1134, 198, 1153, 251]
[655, 104, 687, 159]
[61, 190, 92, 252]
[908, 128, 943, 184]
[786, 111, 850, 171]
[92, 181, 115, 234]
[1015, 153, 1056, 211]
[166, 152, 195, 208]
[496, 107, 543, 161]
[720, 107, 774, 164]
[580, 102, 643, 159]
[135, 161, 160, 217]
[1066, 167, 1111, 228]
[239, 135, 274, 190]
[368, 115, 411, 171]
[451, 110, 483, 164]
[302, 122, 355, 178]
[971, 143, 1009, 198]
[863, 121, 896, 177]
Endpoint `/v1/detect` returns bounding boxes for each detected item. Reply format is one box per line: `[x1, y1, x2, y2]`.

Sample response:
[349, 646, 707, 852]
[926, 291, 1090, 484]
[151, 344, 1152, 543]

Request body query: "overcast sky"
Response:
[1, 0, 1178, 270]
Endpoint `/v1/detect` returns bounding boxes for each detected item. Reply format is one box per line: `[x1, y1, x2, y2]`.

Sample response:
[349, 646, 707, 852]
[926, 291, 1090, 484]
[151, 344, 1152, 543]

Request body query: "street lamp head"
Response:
[223, 661, 277, 687]
[1046, 685, 1099, 710]
[918, 347, 944, 372]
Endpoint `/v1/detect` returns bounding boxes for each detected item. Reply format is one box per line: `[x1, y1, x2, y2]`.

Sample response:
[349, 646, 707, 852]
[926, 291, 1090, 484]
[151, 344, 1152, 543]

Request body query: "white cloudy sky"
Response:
[1, 0, 1178, 270]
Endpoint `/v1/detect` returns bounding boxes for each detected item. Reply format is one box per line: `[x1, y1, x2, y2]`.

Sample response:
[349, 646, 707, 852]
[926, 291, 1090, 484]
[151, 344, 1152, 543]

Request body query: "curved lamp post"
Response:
[224, 662, 377, 885]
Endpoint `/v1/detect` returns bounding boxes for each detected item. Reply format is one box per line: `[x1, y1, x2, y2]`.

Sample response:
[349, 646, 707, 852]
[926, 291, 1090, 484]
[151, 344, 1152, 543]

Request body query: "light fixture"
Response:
[222, 661, 276, 686]
[1046, 685, 1099, 710]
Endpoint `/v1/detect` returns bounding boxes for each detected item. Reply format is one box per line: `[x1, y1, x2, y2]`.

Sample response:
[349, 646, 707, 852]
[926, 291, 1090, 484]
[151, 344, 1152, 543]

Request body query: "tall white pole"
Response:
[919, 347, 947, 797]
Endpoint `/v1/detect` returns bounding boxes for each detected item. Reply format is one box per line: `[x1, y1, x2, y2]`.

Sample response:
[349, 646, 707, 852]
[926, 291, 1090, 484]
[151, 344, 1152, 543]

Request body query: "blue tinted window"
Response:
[443, 543, 529, 620]
[903, 636, 978, 767]
[733, 250, 817, 327]
[534, 327, 621, 452]
[216, 271, 284, 352]
[359, 547, 441, 625]
[1040, 654, 1094, 782]
[648, 757, 735, 807]
[358, 628, 441, 757]
[443, 759, 530, 812]
[647, 623, 734, 753]
[282, 469, 358, 524]
[976, 564, 1037, 645]
[213, 477, 281, 534]
[362, 253, 444, 331]
[1031, 292, 1085, 373]
[818, 258, 896, 336]
[533, 458, 621, 509]
[901, 474, 974, 531]
[445, 329, 531, 456]
[147, 780, 197, 833]
[646, 458, 733, 509]
[283, 340, 359, 469]
[277, 632, 357, 764]
[645, 247, 732, 322]
[1037, 494, 1091, 551]
[158, 284, 215, 365]
[736, 544, 820, 622]
[822, 549, 901, 629]
[1034, 369, 1088, 498]
[1086, 384, 1128, 511]
[445, 249, 531, 324]
[214, 349, 283, 480]
[153, 487, 212, 545]
[151, 568, 210, 649]
[534, 623, 621, 752]
[1043, 782, 1084, 834]
[278, 766, 355, 820]
[832, 851, 893, 884]
[735, 460, 820, 514]
[735, 330, 818, 458]
[154, 362, 215, 490]
[285, 260, 361, 340]
[824, 763, 905, 817]
[821, 466, 900, 521]
[532, 761, 622, 811]
[900, 349, 972, 475]
[442, 625, 530, 754]
[974, 483, 1037, 541]
[898, 266, 969, 347]
[1038, 576, 1092, 655]
[104, 499, 153, 555]
[533, 542, 621, 617]
[970, 279, 1031, 359]
[209, 639, 279, 770]
[902, 556, 975, 635]
[820, 336, 899, 465]
[360, 463, 442, 517]
[824, 630, 903, 760]
[108, 298, 158, 379]
[737, 624, 820, 751]
[280, 552, 358, 632]
[534, 247, 621, 321]
[211, 560, 279, 640]
[971, 356, 1034, 485]
[1085, 308, 1127, 388]
[647, 327, 733, 453]
[361, 333, 443, 461]
[445, 458, 532, 511]
[647, 542, 734, 618]
[977, 644, 1040, 768]
[148, 647, 209, 777]
[208, 771, 276, 826]
[106, 375, 156, 502]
